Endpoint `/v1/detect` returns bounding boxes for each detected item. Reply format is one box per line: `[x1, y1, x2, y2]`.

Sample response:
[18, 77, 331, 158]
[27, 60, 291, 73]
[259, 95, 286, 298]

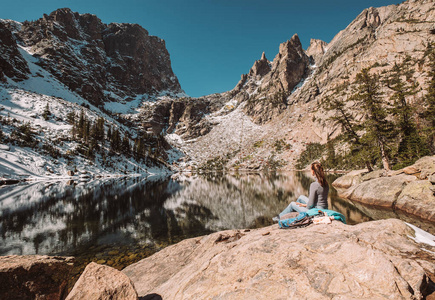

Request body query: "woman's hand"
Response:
[296, 203, 307, 207]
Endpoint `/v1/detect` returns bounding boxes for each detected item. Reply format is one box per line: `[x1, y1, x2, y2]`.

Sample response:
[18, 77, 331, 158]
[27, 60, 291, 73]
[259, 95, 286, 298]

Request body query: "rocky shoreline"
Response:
[1, 218, 434, 299]
[332, 156, 435, 224]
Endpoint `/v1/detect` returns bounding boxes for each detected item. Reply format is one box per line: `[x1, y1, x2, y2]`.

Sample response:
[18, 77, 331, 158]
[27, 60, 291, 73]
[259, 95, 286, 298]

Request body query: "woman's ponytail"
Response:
[311, 162, 328, 187]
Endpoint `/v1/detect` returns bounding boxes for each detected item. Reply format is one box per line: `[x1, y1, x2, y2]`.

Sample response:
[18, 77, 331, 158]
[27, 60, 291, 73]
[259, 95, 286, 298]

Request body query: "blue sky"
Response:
[1, 0, 400, 97]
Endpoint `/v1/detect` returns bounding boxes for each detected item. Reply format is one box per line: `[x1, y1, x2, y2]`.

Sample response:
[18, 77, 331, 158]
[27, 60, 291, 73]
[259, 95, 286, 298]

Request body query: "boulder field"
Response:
[332, 156, 435, 223]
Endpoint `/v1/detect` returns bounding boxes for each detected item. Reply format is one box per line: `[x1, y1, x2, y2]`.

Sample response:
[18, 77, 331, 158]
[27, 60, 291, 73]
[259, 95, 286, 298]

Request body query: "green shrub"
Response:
[296, 143, 324, 169]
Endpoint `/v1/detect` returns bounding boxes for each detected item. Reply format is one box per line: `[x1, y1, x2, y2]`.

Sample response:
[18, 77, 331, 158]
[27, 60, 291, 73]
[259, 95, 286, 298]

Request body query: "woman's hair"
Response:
[311, 161, 328, 187]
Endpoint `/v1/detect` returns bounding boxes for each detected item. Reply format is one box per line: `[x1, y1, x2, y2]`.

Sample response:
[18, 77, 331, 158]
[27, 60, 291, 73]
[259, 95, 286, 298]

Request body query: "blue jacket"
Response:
[306, 208, 346, 224]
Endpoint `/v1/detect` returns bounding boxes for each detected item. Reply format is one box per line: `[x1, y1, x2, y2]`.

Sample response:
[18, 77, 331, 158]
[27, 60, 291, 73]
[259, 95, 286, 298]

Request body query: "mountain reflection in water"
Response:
[0, 172, 433, 257]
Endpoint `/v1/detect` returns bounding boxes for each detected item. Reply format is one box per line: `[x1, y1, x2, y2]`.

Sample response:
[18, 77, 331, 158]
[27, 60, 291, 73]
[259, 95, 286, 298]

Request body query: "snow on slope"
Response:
[166, 101, 265, 166]
[0, 45, 171, 179]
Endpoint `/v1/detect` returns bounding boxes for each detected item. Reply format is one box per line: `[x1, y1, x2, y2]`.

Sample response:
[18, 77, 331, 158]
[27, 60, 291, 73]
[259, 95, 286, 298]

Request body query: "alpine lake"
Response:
[1, 171, 434, 288]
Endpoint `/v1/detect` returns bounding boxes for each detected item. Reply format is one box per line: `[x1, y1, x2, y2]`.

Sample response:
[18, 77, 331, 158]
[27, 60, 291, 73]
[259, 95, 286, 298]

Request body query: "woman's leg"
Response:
[289, 201, 308, 213]
[296, 195, 309, 204]
[278, 202, 295, 218]
[279, 195, 308, 218]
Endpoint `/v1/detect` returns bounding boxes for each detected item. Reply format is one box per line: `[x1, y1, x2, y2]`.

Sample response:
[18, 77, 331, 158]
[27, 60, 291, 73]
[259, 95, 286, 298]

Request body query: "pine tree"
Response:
[121, 134, 130, 155]
[83, 119, 91, 144]
[322, 95, 361, 145]
[135, 138, 145, 161]
[68, 112, 77, 139]
[66, 111, 75, 125]
[423, 44, 435, 152]
[352, 68, 394, 170]
[91, 117, 105, 146]
[323, 137, 337, 170]
[42, 103, 51, 121]
[78, 110, 85, 139]
[107, 125, 112, 142]
[321, 87, 373, 171]
[111, 128, 121, 153]
[386, 63, 428, 167]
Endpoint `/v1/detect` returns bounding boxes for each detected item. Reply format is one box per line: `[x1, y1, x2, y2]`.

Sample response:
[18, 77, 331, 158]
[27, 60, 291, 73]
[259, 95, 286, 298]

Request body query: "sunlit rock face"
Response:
[124, 218, 435, 299]
[155, 0, 435, 170]
[1, 8, 183, 106]
[66, 262, 138, 300]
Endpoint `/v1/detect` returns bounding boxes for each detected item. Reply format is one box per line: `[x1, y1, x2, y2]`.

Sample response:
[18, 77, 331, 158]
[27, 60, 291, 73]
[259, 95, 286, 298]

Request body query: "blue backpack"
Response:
[278, 212, 312, 229]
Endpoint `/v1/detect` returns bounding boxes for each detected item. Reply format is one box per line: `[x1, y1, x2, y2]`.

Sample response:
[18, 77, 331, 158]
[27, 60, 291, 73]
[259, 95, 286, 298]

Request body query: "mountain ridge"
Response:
[1, 1, 434, 176]
[150, 0, 435, 170]
[1, 8, 184, 107]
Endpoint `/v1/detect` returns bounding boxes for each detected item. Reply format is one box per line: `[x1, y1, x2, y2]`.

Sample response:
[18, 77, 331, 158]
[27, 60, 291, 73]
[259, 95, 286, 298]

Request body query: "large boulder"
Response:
[123, 219, 435, 299]
[333, 156, 435, 222]
[66, 262, 138, 300]
[396, 180, 435, 222]
[0, 255, 74, 300]
[413, 156, 435, 180]
[331, 169, 367, 189]
[342, 174, 416, 207]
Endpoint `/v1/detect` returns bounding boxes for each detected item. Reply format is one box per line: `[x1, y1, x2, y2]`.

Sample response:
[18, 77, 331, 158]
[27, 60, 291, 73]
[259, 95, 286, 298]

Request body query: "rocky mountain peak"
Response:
[277, 34, 304, 59]
[1, 8, 183, 106]
[261, 51, 267, 60]
[267, 33, 310, 94]
[306, 39, 327, 64]
[248, 52, 271, 78]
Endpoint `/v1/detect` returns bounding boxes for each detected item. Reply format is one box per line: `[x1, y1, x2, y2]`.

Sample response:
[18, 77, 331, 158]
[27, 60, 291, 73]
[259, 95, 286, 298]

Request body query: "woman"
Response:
[273, 162, 329, 221]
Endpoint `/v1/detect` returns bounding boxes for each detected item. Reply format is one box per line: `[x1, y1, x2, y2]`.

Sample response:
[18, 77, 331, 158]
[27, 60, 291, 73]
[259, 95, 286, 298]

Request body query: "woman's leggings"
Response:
[278, 195, 309, 218]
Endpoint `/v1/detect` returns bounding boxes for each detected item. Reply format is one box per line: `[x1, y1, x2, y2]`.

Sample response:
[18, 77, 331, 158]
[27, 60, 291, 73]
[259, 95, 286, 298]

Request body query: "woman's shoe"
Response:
[272, 215, 280, 222]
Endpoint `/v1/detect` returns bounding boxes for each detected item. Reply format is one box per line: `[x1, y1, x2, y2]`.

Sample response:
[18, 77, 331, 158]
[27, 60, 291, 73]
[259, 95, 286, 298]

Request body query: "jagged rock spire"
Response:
[248, 52, 271, 78]
[261, 52, 267, 61]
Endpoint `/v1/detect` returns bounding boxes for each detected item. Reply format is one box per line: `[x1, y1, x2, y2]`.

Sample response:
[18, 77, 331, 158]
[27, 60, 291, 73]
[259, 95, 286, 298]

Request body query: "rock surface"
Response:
[0, 21, 29, 82]
[306, 38, 327, 63]
[396, 180, 435, 222]
[343, 174, 416, 207]
[66, 262, 138, 300]
[333, 156, 435, 222]
[157, 0, 435, 170]
[123, 219, 435, 300]
[1, 8, 182, 106]
[330, 169, 367, 189]
[0, 255, 74, 300]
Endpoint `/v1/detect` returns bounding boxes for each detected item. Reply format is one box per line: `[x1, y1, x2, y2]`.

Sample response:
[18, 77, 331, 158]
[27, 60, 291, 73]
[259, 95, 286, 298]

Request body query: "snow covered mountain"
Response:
[0, 9, 185, 179]
[1, 8, 184, 106]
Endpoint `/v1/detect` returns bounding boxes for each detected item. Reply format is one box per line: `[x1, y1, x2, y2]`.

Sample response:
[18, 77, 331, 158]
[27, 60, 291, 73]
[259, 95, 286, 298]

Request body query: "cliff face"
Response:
[0, 22, 29, 82]
[1, 8, 183, 106]
[233, 34, 311, 124]
[139, 33, 312, 143]
[155, 0, 435, 170]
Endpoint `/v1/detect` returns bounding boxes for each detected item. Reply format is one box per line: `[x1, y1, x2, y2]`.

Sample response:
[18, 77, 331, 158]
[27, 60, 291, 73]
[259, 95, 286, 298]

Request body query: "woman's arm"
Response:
[306, 182, 318, 209]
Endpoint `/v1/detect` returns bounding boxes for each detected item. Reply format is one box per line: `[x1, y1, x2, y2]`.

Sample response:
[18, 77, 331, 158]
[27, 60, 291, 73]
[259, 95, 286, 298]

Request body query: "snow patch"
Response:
[406, 222, 435, 248]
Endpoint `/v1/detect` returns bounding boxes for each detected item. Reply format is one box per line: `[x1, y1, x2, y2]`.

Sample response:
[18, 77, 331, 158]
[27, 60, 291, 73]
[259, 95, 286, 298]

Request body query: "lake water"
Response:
[1, 171, 434, 275]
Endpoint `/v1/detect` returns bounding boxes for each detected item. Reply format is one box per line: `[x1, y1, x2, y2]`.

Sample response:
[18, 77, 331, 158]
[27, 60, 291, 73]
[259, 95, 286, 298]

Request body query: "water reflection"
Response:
[0, 172, 434, 258]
